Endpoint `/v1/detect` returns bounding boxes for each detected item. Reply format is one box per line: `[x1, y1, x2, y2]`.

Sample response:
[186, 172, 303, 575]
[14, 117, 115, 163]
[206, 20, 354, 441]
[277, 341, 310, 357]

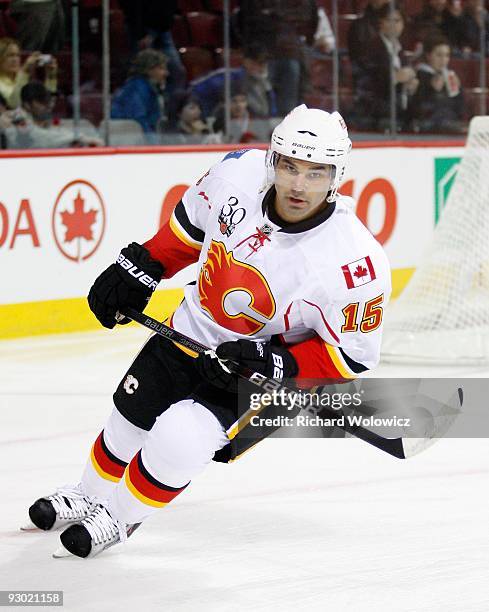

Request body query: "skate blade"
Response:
[52, 546, 74, 559]
[20, 520, 40, 531]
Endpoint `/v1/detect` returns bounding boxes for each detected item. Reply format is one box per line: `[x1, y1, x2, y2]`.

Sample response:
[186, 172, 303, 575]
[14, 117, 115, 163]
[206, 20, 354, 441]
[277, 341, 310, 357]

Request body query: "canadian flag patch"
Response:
[342, 256, 376, 289]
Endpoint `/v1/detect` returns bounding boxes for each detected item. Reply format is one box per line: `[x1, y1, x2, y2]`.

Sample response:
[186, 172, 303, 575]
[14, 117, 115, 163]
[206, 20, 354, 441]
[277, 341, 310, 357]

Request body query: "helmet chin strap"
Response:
[326, 166, 338, 203]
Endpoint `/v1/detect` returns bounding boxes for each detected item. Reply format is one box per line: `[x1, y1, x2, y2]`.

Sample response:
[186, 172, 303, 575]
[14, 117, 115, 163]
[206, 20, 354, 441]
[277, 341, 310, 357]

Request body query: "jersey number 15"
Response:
[341, 294, 384, 334]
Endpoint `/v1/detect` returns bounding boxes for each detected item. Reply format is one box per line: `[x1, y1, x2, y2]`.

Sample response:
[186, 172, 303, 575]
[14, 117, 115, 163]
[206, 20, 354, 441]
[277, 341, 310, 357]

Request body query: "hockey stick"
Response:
[121, 307, 462, 459]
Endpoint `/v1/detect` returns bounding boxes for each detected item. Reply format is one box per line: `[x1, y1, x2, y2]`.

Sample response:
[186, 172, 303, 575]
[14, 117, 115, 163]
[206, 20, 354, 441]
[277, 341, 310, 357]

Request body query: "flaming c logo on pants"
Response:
[198, 240, 276, 335]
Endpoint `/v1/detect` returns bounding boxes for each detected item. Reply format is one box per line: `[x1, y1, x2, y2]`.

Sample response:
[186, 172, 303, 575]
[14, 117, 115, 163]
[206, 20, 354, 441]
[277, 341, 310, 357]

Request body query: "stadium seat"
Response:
[204, 0, 238, 12]
[450, 58, 481, 89]
[0, 15, 8, 37]
[179, 0, 205, 11]
[0, 7, 16, 36]
[353, 0, 369, 12]
[403, 0, 424, 17]
[179, 46, 215, 81]
[99, 119, 146, 146]
[58, 118, 99, 140]
[337, 15, 358, 51]
[186, 11, 222, 48]
[400, 22, 421, 52]
[109, 9, 128, 55]
[214, 47, 243, 68]
[316, 0, 356, 15]
[464, 89, 489, 119]
[77, 93, 104, 125]
[172, 14, 191, 48]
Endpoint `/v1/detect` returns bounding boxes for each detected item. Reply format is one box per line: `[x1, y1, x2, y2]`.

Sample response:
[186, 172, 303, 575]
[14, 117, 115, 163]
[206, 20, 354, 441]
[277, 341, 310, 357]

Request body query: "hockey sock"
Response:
[109, 449, 189, 524]
[107, 399, 229, 524]
[81, 407, 148, 499]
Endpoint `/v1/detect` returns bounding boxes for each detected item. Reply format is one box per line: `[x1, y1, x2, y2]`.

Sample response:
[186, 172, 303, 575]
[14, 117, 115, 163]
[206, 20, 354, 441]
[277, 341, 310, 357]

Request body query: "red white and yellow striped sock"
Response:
[108, 450, 188, 524]
[81, 430, 128, 499]
[80, 407, 149, 499]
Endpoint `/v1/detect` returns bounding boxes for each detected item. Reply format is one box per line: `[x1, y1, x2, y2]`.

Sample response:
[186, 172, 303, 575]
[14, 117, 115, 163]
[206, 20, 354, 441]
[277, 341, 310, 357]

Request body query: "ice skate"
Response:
[21, 484, 97, 532]
[53, 502, 140, 559]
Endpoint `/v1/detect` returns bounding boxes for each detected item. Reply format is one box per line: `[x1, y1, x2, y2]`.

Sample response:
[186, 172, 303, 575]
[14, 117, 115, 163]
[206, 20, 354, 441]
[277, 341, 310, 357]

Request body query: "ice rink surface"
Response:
[1, 326, 488, 612]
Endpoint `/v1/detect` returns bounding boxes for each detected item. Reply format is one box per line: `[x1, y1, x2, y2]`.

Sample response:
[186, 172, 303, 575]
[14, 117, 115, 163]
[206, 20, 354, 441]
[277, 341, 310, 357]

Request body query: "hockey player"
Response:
[24, 105, 391, 558]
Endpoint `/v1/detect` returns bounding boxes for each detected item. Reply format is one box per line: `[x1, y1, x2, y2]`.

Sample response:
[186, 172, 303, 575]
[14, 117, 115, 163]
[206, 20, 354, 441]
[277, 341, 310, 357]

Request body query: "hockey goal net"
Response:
[382, 116, 489, 364]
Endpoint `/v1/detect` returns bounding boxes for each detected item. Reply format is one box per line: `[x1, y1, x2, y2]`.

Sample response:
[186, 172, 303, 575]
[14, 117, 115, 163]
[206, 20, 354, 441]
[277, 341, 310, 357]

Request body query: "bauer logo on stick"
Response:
[341, 256, 376, 289]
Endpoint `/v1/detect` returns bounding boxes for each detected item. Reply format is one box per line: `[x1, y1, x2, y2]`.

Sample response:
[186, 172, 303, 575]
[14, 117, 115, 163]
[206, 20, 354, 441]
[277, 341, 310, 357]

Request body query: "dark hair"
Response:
[219, 79, 247, 102]
[175, 93, 202, 116]
[375, 3, 405, 26]
[242, 42, 269, 63]
[20, 81, 51, 105]
[0, 91, 7, 109]
[423, 34, 451, 54]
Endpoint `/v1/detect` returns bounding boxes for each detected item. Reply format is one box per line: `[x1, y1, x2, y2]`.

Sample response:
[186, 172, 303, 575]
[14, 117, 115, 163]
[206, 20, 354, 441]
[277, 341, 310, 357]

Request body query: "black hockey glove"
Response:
[87, 242, 164, 329]
[196, 339, 298, 393]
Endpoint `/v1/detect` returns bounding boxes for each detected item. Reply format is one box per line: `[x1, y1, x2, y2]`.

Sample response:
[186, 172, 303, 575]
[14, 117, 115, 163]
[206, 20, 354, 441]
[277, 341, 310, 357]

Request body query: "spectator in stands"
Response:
[0, 92, 9, 147]
[352, 4, 419, 131]
[3, 81, 102, 148]
[117, 0, 186, 99]
[236, 0, 320, 115]
[111, 49, 168, 143]
[0, 37, 58, 109]
[213, 81, 254, 143]
[173, 95, 220, 144]
[348, 0, 390, 79]
[408, 35, 464, 133]
[412, 0, 465, 51]
[10, 0, 65, 54]
[191, 43, 277, 120]
[314, 6, 336, 54]
[458, 0, 489, 55]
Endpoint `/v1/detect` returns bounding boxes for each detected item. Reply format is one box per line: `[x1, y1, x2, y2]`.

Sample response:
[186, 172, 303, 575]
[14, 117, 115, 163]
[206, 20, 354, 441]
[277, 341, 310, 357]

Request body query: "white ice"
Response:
[1, 327, 488, 612]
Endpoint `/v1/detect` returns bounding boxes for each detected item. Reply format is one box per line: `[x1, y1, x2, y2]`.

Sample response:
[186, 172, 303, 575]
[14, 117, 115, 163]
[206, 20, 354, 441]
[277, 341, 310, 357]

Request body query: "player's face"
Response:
[274, 156, 333, 223]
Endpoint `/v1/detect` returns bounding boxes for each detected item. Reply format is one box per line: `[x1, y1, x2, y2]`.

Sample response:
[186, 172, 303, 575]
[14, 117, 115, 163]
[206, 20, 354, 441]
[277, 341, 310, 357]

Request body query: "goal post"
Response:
[381, 116, 489, 364]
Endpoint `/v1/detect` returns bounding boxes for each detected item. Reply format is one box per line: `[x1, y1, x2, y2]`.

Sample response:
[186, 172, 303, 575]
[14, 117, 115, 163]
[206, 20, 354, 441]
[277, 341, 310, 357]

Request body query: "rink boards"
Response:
[0, 140, 463, 338]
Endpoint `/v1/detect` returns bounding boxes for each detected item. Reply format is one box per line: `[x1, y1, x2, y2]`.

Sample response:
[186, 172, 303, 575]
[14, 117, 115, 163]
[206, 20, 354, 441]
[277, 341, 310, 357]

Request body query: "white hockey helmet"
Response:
[267, 104, 352, 202]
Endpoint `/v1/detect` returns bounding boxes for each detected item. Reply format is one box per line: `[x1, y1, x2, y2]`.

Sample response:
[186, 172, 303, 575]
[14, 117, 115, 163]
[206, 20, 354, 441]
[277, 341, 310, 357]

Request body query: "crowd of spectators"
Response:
[0, 0, 488, 149]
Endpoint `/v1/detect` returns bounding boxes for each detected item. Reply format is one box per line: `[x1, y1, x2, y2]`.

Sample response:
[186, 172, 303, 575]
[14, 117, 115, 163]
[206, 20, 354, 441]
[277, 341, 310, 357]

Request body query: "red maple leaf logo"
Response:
[353, 264, 368, 279]
[60, 191, 97, 242]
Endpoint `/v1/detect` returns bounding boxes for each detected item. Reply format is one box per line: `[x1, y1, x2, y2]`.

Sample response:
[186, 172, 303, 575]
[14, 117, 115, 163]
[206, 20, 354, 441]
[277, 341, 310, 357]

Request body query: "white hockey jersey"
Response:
[145, 149, 391, 381]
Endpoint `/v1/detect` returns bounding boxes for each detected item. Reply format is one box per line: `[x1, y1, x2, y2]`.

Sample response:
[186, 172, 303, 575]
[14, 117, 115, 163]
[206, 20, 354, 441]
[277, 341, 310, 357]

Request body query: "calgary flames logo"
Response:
[198, 240, 276, 335]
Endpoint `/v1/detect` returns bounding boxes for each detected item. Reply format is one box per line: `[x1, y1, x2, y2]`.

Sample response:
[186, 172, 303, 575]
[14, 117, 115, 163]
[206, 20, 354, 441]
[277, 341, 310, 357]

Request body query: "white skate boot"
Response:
[21, 484, 97, 532]
[53, 501, 140, 558]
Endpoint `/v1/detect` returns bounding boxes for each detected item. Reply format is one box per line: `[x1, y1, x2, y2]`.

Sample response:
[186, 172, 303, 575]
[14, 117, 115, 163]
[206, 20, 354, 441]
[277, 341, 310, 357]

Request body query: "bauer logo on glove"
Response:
[116, 253, 160, 290]
[87, 242, 164, 329]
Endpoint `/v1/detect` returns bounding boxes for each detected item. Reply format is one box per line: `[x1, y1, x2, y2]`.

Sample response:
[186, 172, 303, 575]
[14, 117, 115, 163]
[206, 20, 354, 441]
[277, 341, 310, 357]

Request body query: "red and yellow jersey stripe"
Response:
[287, 335, 367, 386]
[144, 200, 204, 278]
